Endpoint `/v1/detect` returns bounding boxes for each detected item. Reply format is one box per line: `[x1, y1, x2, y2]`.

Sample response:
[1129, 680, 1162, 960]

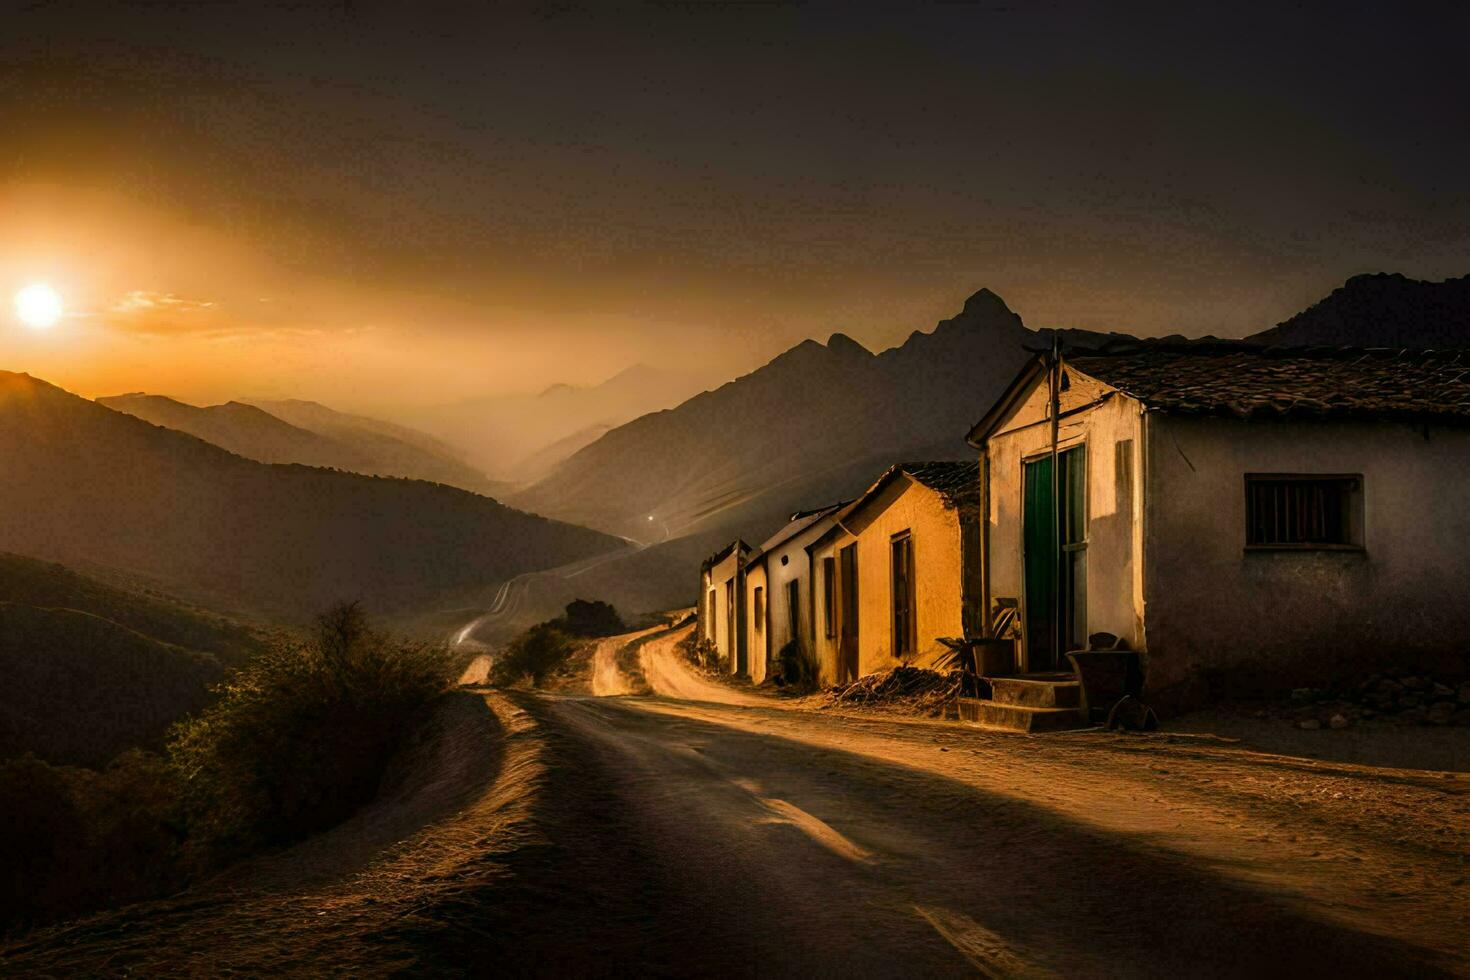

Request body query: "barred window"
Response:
[1245, 475, 1361, 548]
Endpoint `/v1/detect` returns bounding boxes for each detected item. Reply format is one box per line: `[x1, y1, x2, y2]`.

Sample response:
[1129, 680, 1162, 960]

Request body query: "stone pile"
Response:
[1287, 670, 1470, 730]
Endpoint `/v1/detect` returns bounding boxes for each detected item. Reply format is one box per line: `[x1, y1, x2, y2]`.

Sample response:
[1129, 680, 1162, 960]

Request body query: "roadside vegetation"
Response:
[171, 603, 453, 861]
[0, 603, 452, 936]
[678, 626, 724, 673]
[773, 640, 820, 692]
[490, 599, 626, 688]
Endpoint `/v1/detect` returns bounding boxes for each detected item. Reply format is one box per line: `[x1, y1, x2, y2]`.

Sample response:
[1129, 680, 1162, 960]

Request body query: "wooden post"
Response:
[1049, 332, 1062, 669]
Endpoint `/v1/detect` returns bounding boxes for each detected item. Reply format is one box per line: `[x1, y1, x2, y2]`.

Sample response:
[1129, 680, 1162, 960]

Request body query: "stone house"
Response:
[970, 346, 1470, 708]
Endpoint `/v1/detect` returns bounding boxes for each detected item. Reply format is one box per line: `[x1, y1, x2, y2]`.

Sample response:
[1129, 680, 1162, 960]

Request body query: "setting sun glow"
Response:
[15, 283, 63, 330]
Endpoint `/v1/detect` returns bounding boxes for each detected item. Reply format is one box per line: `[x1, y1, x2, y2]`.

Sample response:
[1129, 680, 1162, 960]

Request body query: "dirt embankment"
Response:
[1, 691, 543, 975]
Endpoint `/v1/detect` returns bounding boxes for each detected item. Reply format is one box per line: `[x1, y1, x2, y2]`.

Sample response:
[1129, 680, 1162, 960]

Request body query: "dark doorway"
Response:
[786, 579, 801, 650]
[1022, 446, 1087, 671]
[726, 579, 742, 675]
[838, 543, 860, 682]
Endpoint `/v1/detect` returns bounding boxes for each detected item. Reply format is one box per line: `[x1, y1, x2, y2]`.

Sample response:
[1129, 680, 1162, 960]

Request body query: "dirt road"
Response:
[449, 542, 641, 653]
[6, 631, 1467, 977]
[637, 623, 765, 706]
[590, 625, 662, 696]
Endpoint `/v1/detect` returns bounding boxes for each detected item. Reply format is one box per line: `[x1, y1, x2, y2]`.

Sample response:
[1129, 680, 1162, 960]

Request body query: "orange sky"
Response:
[2, 4, 1467, 417]
[0, 183, 718, 410]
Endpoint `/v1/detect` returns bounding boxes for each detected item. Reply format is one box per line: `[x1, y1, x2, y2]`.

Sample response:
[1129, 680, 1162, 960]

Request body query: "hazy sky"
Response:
[2, 1, 1467, 413]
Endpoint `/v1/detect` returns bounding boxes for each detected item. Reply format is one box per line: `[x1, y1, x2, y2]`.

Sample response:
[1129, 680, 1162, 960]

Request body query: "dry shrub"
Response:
[823, 666, 963, 716]
[169, 603, 452, 861]
[775, 641, 819, 692]
[490, 623, 577, 687]
[680, 629, 724, 672]
[489, 600, 625, 688]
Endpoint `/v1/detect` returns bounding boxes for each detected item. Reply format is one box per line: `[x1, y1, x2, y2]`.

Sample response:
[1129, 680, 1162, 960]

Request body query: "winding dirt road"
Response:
[637, 623, 765, 706]
[590, 625, 663, 696]
[6, 625, 1467, 977]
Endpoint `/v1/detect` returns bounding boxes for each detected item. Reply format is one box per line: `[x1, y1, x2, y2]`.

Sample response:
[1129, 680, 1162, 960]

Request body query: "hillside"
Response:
[406, 363, 714, 483]
[511, 289, 1034, 540]
[0, 602, 225, 765]
[98, 394, 368, 469]
[1250, 273, 1470, 348]
[0, 373, 622, 619]
[0, 551, 266, 665]
[100, 394, 504, 497]
[245, 398, 510, 496]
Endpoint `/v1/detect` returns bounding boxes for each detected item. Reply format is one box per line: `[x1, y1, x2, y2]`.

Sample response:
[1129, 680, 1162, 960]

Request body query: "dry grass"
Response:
[817, 666, 964, 717]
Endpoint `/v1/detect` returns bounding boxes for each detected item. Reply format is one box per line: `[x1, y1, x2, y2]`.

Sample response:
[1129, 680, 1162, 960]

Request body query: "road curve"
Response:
[636, 623, 766, 707]
[589, 626, 662, 696]
[449, 541, 642, 652]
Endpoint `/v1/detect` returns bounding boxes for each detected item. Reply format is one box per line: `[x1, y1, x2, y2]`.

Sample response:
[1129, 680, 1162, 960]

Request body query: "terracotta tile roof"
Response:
[1069, 348, 1470, 422]
[895, 460, 980, 506]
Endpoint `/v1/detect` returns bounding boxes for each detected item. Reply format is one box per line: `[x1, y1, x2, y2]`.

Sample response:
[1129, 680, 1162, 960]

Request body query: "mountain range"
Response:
[0, 372, 621, 620]
[98, 393, 507, 497]
[511, 288, 1036, 541]
[404, 363, 715, 483]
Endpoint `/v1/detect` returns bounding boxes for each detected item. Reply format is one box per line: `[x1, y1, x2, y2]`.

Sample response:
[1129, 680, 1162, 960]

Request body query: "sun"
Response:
[15, 283, 63, 330]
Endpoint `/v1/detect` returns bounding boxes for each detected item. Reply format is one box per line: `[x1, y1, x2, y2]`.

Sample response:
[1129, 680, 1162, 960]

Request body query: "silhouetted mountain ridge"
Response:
[1250, 273, 1470, 348]
[99, 393, 368, 470]
[0, 603, 225, 766]
[0, 551, 277, 766]
[0, 551, 266, 665]
[512, 288, 1037, 539]
[100, 393, 504, 497]
[0, 373, 621, 619]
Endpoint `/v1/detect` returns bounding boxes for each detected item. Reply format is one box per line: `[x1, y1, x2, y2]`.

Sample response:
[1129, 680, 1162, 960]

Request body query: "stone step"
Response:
[957, 697, 1087, 733]
[987, 677, 1081, 708]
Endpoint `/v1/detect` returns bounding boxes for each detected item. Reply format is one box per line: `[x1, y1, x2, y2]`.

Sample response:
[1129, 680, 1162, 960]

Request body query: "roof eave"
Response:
[966, 354, 1048, 448]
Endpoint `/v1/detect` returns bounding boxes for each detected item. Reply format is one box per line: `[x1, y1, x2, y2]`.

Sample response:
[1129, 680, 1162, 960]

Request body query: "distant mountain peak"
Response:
[825, 332, 872, 357]
[961, 287, 1016, 317]
[602, 362, 660, 384]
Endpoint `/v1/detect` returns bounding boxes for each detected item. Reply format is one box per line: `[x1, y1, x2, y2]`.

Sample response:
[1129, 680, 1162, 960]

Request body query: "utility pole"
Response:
[1049, 330, 1062, 670]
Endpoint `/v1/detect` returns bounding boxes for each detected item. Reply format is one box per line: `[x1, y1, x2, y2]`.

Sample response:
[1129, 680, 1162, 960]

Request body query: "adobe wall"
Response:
[984, 377, 1146, 668]
[1143, 414, 1470, 707]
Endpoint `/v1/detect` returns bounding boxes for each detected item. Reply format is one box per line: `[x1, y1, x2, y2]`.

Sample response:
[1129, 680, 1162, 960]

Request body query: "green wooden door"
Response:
[1023, 446, 1087, 672]
[1023, 456, 1058, 670]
